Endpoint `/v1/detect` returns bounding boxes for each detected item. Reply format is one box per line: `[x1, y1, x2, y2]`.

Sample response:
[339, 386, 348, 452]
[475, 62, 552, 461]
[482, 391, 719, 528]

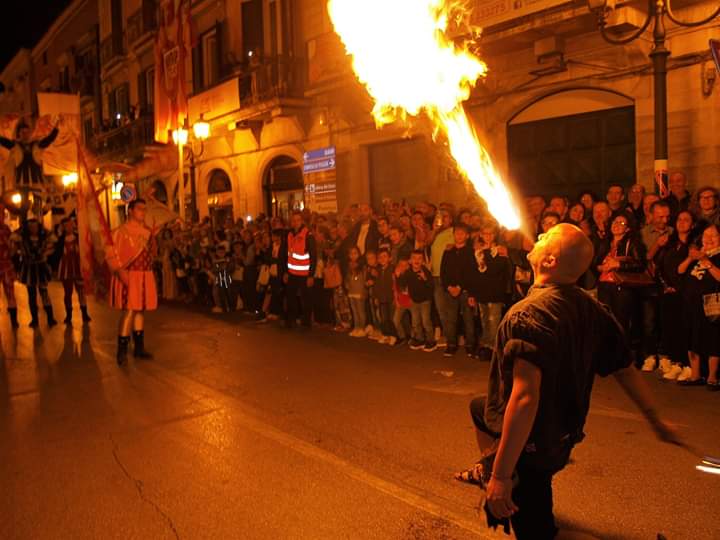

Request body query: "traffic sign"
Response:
[303, 146, 336, 174]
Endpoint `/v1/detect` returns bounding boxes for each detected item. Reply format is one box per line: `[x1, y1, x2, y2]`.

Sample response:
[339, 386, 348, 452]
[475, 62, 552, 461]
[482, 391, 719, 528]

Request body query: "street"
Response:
[1, 284, 719, 540]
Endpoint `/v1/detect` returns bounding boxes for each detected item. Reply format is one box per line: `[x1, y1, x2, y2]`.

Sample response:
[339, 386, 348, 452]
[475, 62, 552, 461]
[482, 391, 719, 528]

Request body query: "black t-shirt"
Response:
[484, 284, 632, 452]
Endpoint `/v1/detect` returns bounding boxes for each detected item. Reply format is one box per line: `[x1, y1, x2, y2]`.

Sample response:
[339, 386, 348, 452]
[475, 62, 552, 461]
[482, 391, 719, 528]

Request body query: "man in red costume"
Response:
[0, 203, 19, 328]
[107, 199, 158, 365]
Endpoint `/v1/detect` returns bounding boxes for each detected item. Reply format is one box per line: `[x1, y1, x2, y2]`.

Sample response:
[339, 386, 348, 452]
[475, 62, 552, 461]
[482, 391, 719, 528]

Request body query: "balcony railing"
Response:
[127, 2, 158, 46]
[235, 55, 305, 106]
[90, 115, 154, 160]
[100, 34, 125, 68]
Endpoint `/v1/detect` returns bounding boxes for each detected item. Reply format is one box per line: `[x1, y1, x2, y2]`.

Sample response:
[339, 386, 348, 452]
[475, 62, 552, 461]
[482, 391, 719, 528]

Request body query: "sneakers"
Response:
[365, 325, 375, 336]
[676, 366, 693, 382]
[423, 341, 438, 353]
[211, 306, 223, 314]
[368, 329, 383, 341]
[466, 346, 478, 359]
[657, 357, 672, 374]
[392, 337, 404, 347]
[436, 336, 447, 349]
[377, 335, 388, 344]
[350, 328, 367, 338]
[641, 355, 657, 372]
[409, 339, 424, 350]
[662, 364, 683, 381]
[444, 345, 458, 357]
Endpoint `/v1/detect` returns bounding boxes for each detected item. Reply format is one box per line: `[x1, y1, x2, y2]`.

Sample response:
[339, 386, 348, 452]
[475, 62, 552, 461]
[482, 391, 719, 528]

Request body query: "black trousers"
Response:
[470, 397, 570, 540]
[660, 291, 689, 365]
[285, 274, 312, 327]
[598, 283, 638, 353]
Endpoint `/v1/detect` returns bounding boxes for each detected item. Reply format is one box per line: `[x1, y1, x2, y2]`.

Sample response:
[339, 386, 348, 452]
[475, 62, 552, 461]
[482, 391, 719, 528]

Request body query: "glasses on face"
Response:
[614, 221, 628, 227]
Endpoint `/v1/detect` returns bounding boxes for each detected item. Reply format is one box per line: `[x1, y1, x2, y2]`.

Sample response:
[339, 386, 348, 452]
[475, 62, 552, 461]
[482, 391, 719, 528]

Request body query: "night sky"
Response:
[0, 1, 73, 70]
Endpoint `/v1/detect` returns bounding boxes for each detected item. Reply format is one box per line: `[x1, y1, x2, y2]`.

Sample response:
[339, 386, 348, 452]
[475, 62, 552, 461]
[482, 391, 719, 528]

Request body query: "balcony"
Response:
[100, 34, 125, 70]
[190, 55, 309, 125]
[90, 115, 155, 163]
[127, 3, 158, 49]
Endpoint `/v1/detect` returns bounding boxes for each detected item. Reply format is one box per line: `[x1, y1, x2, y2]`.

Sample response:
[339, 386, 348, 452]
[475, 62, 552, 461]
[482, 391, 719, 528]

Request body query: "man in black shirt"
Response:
[461, 223, 684, 539]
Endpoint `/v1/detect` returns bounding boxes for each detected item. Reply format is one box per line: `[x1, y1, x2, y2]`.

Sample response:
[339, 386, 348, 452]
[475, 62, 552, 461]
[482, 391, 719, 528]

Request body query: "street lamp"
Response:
[588, 0, 720, 194]
[62, 172, 78, 189]
[172, 118, 210, 222]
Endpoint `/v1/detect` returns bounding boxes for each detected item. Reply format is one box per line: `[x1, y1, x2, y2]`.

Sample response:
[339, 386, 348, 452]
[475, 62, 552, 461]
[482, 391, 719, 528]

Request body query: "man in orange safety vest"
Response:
[282, 210, 317, 328]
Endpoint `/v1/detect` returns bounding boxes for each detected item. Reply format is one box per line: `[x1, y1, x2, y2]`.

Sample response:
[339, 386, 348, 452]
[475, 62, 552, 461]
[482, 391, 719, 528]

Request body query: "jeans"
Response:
[410, 300, 434, 343]
[478, 302, 503, 348]
[378, 302, 395, 336]
[349, 296, 367, 330]
[445, 291, 476, 348]
[393, 305, 411, 339]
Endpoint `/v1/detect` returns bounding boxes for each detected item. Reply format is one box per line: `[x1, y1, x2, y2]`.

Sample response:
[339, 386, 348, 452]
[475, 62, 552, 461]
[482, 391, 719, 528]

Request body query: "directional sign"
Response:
[303, 146, 336, 174]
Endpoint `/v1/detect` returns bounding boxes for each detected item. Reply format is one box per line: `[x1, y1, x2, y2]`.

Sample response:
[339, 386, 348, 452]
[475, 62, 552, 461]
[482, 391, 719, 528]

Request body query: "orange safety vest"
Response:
[287, 227, 311, 276]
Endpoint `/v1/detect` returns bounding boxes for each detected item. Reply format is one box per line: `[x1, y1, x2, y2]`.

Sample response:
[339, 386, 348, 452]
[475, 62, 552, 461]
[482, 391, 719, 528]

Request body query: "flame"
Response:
[328, 0, 521, 230]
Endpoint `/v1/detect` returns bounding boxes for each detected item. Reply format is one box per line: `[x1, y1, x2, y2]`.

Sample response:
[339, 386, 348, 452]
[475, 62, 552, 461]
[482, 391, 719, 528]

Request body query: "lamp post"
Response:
[172, 117, 210, 223]
[588, 0, 720, 194]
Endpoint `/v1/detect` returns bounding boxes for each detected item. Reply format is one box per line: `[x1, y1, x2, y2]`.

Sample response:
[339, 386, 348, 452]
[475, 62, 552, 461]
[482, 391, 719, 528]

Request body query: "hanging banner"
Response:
[37, 92, 81, 176]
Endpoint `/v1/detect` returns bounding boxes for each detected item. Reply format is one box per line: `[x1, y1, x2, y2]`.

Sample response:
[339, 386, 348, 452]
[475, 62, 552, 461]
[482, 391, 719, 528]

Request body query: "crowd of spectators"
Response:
[153, 172, 720, 390]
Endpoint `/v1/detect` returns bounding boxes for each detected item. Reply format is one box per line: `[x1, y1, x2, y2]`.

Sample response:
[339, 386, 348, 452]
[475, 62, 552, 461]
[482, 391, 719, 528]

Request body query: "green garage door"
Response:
[507, 106, 636, 199]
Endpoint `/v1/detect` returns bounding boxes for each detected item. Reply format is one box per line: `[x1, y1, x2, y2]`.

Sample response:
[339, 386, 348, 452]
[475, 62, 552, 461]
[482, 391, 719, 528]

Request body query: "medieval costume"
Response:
[108, 214, 158, 365]
[56, 220, 91, 325]
[0, 217, 19, 328]
[19, 220, 57, 327]
[0, 121, 59, 186]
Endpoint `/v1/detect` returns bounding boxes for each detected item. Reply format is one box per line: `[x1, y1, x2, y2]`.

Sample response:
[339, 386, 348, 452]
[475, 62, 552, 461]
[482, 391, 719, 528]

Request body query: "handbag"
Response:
[257, 264, 270, 287]
[611, 270, 656, 288]
[323, 262, 343, 289]
[703, 292, 720, 322]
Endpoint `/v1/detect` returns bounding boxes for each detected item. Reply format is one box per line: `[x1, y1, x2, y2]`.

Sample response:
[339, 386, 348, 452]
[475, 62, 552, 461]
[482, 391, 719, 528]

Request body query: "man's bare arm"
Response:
[492, 358, 542, 479]
[613, 366, 695, 453]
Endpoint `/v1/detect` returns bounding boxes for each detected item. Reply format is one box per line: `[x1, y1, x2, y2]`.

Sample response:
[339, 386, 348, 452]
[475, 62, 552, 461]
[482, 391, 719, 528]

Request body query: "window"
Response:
[202, 30, 219, 88]
[83, 117, 94, 142]
[109, 83, 130, 121]
[241, 0, 264, 58]
[208, 169, 232, 194]
[59, 66, 70, 92]
[137, 67, 155, 113]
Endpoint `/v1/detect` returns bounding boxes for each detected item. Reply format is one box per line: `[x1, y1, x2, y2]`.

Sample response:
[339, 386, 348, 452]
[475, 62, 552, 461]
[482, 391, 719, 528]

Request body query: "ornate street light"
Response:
[172, 117, 210, 223]
[588, 0, 720, 193]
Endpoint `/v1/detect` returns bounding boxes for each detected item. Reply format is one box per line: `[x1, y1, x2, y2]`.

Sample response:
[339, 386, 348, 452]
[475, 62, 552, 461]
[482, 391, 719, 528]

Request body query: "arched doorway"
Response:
[263, 155, 303, 222]
[150, 179, 168, 204]
[207, 168, 233, 228]
[507, 88, 636, 198]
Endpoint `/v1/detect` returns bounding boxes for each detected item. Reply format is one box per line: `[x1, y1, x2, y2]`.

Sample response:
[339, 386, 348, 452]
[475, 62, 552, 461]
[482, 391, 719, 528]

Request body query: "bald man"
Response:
[459, 224, 683, 539]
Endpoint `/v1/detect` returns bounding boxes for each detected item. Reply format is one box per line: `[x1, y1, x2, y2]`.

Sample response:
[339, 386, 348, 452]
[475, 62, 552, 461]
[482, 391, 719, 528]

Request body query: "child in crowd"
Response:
[373, 249, 396, 344]
[230, 241, 245, 311]
[264, 229, 284, 321]
[392, 258, 412, 346]
[364, 250, 381, 339]
[398, 250, 436, 352]
[345, 246, 368, 337]
[210, 244, 233, 313]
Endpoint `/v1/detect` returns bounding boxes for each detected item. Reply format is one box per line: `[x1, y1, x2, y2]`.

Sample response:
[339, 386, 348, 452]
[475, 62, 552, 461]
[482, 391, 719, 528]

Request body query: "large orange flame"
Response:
[328, 0, 521, 230]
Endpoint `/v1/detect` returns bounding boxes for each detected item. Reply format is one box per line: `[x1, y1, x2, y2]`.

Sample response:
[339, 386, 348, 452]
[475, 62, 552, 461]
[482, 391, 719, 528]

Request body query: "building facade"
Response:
[3, 0, 719, 224]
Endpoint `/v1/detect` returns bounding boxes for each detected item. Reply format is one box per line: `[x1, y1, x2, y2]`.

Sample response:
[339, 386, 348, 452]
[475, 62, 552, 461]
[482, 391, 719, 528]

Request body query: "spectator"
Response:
[640, 200, 673, 372]
[548, 196, 569, 221]
[159, 228, 177, 300]
[392, 258, 412, 346]
[666, 172, 691, 219]
[579, 190, 598, 212]
[349, 203, 379, 256]
[364, 250, 381, 338]
[440, 223, 476, 357]
[677, 224, 720, 389]
[345, 246, 368, 337]
[692, 186, 719, 231]
[210, 244, 233, 313]
[655, 210, 695, 381]
[627, 184, 646, 225]
[377, 216, 392, 251]
[567, 202, 586, 227]
[389, 225, 413, 265]
[398, 250, 436, 352]
[373, 249, 396, 344]
[606, 184, 626, 214]
[469, 222, 513, 360]
[540, 211, 561, 235]
[230, 241, 245, 311]
[596, 212, 646, 355]
[282, 211, 316, 329]
[265, 230, 284, 321]
[642, 194, 660, 227]
[430, 208, 455, 348]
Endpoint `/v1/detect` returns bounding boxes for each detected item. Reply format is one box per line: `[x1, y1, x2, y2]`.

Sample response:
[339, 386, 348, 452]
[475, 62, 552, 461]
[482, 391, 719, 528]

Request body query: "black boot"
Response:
[64, 301, 73, 325]
[8, 308, 19, 329]
[133, 330, 153, 359]
[45, 305, 57, 327]
[80, 305, 91, 323]
[117, 336, 130, 366]
[29, 304, 39, 328]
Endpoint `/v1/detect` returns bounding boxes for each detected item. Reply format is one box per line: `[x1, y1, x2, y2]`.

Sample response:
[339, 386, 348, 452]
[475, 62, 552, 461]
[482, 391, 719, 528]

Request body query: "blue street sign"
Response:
[303, 146, 335, 163]
[303, 146, 336, 174]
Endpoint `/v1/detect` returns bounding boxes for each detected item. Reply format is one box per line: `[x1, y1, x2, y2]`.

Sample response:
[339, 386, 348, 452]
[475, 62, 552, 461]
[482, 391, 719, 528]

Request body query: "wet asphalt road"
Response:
[1, 284, 719, 540]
